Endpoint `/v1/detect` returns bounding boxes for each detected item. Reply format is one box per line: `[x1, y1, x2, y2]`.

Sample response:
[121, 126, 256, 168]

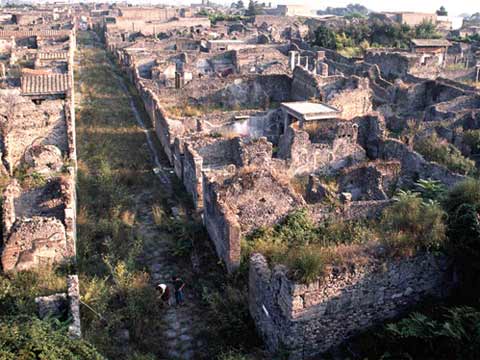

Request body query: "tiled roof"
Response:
[37, 51, 69, 60]
[21, 74, 71, 96]
[411, 39, 451, 47]
[0, 30, 71, 39]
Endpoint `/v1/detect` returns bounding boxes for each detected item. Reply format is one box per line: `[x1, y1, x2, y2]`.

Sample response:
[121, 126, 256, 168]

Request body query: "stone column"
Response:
[317, 50, 325, 61]
[320, 62, 329, 76]
[289, 51, 297, 71]
[0, 62, 5, 79]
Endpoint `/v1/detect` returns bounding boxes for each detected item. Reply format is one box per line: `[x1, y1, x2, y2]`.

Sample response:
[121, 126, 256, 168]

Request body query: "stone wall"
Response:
[202, 166, 303, 272]
[278, 123, 366, 176]
[291, 66, 321, 100]
[202, 172, 242, 272]
[249, 251, 453, 359]
[364, 51, 414, 81]
[378, 138, 465, 187]
[1, 96, 68, 175]
[323, 77, 373, 119]
[183, 138, 237, 209]
[208, 74, 292, 109]
[215, 109, 284, 144]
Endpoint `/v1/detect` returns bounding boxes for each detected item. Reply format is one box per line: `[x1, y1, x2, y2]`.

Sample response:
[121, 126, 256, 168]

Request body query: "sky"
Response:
[126, 0, 478, 17]
[294, 0, 479, 16]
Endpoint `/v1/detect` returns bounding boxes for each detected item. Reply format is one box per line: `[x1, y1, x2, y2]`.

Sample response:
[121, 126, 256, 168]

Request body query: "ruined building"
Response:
[100, 8, 478, 358]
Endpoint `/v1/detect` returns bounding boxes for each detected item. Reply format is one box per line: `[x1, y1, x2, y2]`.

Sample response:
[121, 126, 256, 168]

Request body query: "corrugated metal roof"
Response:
[21, 74, 71, 96]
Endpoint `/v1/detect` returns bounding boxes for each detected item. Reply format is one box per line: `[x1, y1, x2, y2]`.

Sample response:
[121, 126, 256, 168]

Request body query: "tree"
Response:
[415, 20, 440, 39]
[232, 0, 244, 9]
[313, 26, 337, 49]
[245, 0, 260, 16]
[444, 179, 480, 280]
[436, 6, 448, 16]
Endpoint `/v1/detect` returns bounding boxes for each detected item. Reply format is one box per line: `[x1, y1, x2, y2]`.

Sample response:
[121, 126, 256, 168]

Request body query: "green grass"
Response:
[75, 31, 166, 359]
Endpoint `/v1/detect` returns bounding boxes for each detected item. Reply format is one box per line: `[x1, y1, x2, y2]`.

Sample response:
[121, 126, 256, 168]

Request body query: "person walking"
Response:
[172, 276, 185, 306]
[157, 283, 170, 306]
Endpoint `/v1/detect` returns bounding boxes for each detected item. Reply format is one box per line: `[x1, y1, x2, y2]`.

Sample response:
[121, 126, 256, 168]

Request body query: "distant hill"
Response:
[316, 3, 370, 17]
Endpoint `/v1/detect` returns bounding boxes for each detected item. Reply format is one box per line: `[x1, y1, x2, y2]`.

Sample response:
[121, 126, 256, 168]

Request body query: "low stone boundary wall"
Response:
[249, 252, 454, 359]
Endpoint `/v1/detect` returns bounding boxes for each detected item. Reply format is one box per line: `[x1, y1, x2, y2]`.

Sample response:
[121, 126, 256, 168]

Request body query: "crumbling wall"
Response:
[1, 176, 76, 271]
[183, 137, 274, 210]
[1, 97, 68, 174]
[216, 109, 284, 143]
[291, 66, 321, 100]
[323, 77, 373, 119]
[210, 74, 292, 109]
[202, 167, 304, 272]
[183, 138, 236, 209]
[338, 161, 401, 201]
[378, 138, 465, 187]
[364, 51, 413, 80]
[394, 79, 467, 116]
[249, 252, 453, 359]
[425, 94, 480, 122]
[202, 172, 242, 272]
[278, 123, 366, 175]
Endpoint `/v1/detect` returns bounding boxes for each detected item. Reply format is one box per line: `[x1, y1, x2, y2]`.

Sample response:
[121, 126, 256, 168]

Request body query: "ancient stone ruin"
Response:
[0, 19, 80, 337]
[99, 10, 480, 356]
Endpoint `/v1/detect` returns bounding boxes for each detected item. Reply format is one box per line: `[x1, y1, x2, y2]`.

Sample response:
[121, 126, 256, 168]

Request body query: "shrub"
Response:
[415, 178, 446, 203]
[414, 133, 476, 175]
[0, 269, 66, 316]
[316, 219, 377, 247]
[0, 316, 104, 359]
[444, 179, 480, 278]
[201, 284, 260, 353]
[463, 129, 480, 154]
[443, 178, 480, 214]
[382, 306, 480, 359]
[381, 192, 446, 255]
[287, 246, 330, 284]
[446, 203, 480, 271]
[244, 210, 376, 282]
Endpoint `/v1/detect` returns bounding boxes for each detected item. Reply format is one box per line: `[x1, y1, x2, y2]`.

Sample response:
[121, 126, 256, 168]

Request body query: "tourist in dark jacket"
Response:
[172, 276, 185, 306]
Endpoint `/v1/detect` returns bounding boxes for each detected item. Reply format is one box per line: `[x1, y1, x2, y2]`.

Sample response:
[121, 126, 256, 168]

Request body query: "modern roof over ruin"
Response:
[21, 73, 71, 96]
[411, 39, 451, 47]
[281, 101, 340, 121]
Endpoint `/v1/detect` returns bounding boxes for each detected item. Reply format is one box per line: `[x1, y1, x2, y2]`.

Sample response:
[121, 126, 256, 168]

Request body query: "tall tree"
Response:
[313, 26, 337, 49]
[436, 6, 448, 16]
[246, 0, 259, 16]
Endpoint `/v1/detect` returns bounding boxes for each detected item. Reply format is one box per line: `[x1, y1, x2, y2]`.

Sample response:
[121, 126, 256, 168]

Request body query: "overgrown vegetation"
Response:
[380, 190, 446, 256]
[463, 129, 480, 154]
[313, 16, 440, 57]
[74, 31, 165, 359]
[346, 303, 480, 359]
[244, 177, 451, 283]
[0, 315, 104, 360]
[414, 133, 476, 175]
[242, 209, 377, 283]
